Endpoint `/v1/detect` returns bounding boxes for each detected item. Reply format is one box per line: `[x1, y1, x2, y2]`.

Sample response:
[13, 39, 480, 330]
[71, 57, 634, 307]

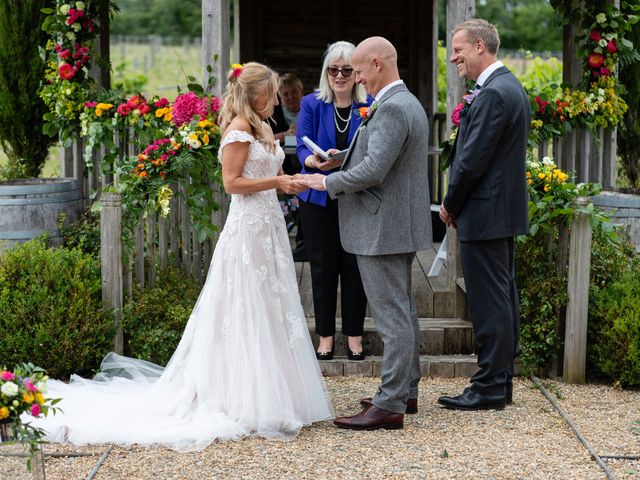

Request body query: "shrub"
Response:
[122, 268, 200, 365]
[590, 267, 640, 386]
[0, 239, 114, 379]
[58, 210, 101, 258]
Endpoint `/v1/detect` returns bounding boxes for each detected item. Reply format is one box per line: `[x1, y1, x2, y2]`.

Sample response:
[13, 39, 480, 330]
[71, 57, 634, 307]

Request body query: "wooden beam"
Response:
[100, 192, 123, 354]
[202, 0, 230, 96]
[563, 197, 592, 384]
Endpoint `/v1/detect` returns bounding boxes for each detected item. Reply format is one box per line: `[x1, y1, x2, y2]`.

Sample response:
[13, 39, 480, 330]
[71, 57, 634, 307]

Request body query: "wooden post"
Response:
[100, 192, 123, 355]
[602, 129, 617, 190]
[202, 0, 230, 95]
[59, 144, 73, 178]
[31, 447, 46, 480]
[445, 0, 474, 314]
[576, 128, 591, 183]
[563, 197, 592, 384]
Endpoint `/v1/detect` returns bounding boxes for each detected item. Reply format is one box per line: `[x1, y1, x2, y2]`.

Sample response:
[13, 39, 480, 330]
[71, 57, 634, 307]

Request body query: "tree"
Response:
[439, 0, 563, 52]
[110, 0, 202, 38]
[0, 0, 55, 178]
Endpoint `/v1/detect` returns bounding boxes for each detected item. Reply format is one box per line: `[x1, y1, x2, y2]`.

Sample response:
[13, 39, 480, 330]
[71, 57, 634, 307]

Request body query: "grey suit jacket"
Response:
[443, 66, 530, 242]
[325, 83, 432, 256]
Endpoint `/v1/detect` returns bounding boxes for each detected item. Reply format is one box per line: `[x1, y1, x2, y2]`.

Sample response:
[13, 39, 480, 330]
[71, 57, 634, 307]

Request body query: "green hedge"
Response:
[0, 239, 114, 378]
[123, 267, 201, 366]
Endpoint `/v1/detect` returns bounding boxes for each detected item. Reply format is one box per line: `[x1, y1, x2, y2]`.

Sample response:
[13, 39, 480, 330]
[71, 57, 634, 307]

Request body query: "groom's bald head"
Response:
[352, 36, 400, 97]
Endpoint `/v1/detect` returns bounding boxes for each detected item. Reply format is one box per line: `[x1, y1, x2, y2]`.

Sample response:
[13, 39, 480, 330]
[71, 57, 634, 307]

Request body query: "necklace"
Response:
[333, 102, 352, 133]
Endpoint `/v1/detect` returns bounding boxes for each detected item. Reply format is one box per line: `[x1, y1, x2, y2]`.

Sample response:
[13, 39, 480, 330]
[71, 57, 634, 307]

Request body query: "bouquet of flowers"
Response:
[0, 363, 60, 465]
[279, 195, 300, 232]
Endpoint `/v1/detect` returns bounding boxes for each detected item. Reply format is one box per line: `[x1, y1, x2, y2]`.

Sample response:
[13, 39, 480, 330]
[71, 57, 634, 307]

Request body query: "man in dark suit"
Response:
[438, 19, 530, 410]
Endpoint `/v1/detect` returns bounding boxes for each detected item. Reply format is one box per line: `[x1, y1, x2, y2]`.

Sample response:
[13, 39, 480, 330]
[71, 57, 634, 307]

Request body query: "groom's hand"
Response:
[440, 202, 457, 228]
[301, 173, 327, 192]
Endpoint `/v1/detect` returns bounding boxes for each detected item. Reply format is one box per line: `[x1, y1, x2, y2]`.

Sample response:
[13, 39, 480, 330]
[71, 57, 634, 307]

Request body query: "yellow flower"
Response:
[95, 108, 104, 117]
[96, 103, 113, 110]
[537, 173, 546, 180]
[157, 185, 173, 218]
[527, 179, 533, 185]
[544, 184, 550, 192]
[22, 391, 34, 403]
[198, 119, 214, 129]
[202, 133, 210, 145]
[0, 407, 8, 419]
[156, 108, 167, 118]
[34, 392, 45, 405]
[188, 133, 198, 142]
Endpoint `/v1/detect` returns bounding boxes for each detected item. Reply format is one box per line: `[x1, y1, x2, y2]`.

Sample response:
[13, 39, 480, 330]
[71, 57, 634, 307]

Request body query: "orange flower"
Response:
[358, 107, 369, 119]
[138, 171, 148, 178]
[137, 153, 148, 162]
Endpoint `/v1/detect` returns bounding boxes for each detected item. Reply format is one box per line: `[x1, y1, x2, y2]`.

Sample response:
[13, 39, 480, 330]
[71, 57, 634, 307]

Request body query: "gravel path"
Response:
[1, 377, 638, 479]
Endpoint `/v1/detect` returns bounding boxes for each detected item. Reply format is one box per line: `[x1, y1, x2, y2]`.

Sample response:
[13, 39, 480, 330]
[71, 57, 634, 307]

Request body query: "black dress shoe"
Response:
[438, 388, 506, 411]
[347, 350, 365, 361]
[506, 380, 513, 405]
[360, 397, 418, 414]
[315, 350, 333, 360]
[333, 404, 404, 430]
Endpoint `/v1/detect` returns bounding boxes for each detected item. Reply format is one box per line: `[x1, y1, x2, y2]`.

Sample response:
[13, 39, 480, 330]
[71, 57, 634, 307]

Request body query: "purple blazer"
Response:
[296, 92, 372, 206]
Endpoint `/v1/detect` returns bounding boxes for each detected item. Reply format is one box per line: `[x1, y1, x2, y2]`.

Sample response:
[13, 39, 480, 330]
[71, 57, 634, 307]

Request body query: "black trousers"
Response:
[299, 198, 367, 337]
[460, 237, 520, 395]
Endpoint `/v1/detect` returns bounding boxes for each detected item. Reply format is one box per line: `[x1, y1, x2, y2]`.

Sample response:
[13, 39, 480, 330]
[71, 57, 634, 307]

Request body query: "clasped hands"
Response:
[279, 151, 343, 194]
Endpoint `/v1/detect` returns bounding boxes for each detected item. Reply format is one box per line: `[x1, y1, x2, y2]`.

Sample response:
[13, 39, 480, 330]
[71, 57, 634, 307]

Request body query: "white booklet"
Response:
[302, 136, 347, 162]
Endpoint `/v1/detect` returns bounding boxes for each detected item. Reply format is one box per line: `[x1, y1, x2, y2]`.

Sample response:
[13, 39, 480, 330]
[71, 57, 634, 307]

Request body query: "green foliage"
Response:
[515, 56, 563, 91]
[110, 0, 202, 38]
[112, 61, 149, 95]
[516, 239, 566, 375]
[0, 0, 55, 178]
[0, 239, 114, 379]
[122, 267, 201, 365]
[58, 210, 101, 258]
[618, 13, 640, 192]
[590, 263, 640, 386]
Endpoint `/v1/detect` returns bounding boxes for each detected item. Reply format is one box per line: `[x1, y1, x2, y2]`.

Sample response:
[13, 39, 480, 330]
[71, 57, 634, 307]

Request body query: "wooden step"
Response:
[307, 317, 474, 356]
[317, 354, 479, 378]
[295, 248, 466, 319]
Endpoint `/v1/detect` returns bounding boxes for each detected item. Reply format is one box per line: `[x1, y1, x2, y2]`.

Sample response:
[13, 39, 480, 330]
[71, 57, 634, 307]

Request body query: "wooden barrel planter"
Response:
[592, 191, 640, 252]
[0, 178, 83, 252]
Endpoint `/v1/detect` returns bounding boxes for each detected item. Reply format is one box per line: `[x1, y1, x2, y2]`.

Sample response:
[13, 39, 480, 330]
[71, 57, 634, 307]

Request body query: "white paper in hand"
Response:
[302, 136, 347, 162]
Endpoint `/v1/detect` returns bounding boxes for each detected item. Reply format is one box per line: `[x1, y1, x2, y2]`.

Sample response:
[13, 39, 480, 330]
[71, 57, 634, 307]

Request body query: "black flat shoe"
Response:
[316, 350, 334, 360]
[347, 350, 365, 361]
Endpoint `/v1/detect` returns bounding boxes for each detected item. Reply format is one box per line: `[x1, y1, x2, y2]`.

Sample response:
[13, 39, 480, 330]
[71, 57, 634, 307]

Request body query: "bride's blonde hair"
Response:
[219, 62, 279, 144]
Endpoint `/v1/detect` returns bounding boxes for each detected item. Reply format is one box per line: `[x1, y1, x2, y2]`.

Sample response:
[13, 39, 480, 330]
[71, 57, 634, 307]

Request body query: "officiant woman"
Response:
[296, 41, 372, 361]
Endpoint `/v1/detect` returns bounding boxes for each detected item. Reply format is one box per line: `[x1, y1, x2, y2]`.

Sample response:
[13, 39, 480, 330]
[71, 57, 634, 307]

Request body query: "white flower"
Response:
[542, 156, 555, 166]
[66, 31, 76, 41]
[35, 381, 47, 393]
[72, 23, 81, 31]
[596, 13, 607, 24]
[599, 38, 608, 48]
[157, 185, 173, 217]
[59, 4, 70, 14]
[76, 1, 85, 9]
[1, 382, 19, 397]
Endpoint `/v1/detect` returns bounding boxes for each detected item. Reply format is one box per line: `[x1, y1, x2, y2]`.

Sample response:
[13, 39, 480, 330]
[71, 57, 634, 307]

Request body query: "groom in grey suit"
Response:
[439, 19, 530, 410]
[303, 36, 431, 430]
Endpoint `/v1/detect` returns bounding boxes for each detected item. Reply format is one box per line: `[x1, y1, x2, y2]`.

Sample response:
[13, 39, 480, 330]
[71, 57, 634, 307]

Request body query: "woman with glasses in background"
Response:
[296, 41, 372, 361]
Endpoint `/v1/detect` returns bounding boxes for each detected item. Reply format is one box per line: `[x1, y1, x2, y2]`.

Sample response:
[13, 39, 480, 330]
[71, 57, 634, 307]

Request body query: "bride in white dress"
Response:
[31, 62, 334, 451]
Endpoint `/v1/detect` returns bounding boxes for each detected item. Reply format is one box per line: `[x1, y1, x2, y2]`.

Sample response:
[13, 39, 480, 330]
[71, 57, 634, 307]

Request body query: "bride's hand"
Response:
[277, 175, 307, 195]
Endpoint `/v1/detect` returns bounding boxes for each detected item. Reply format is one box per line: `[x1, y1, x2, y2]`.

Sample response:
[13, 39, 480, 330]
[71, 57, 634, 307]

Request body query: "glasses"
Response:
[327, 66, 354, 78]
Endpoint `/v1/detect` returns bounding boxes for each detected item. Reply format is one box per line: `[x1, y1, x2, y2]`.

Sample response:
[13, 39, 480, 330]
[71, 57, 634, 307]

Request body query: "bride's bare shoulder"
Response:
[224, 117, 252, 136]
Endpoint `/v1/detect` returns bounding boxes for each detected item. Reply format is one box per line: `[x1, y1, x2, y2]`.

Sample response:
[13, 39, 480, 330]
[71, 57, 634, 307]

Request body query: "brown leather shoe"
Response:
[333, 404, 404, 430]
[359, 397, 418, 414]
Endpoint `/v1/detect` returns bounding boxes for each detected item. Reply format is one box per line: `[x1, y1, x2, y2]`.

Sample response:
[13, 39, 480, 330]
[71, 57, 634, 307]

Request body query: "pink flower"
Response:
[59, 63, 75, 80]
[154, 98, 169, 108]
[606, 40, 617, 54]
[23, 380, 37, 392]
[171, 92, 208, 127]
[31, 404, 41, 416]
[600, 67, 612, 76]
[54, 44, 62, 53]
[127, 95, 144, 109]
[58, 49, 71, 60]
[0, 371, 14, 381]
[208, 96, 222, 113]
[588, 52, 604, 69]
[451, 102, 464, 127]
[85, 101, 97, 108]
[138, 103, 151, 115]
[589, 29, 602, 42]
[117, 103, 132, 116]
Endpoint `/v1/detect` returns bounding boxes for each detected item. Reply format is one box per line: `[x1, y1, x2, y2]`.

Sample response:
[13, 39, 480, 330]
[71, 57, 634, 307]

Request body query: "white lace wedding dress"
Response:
[31, 130, 333, 451]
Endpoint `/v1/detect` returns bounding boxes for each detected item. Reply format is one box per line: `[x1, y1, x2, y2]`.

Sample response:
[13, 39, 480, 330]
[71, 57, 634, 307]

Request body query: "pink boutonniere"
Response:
[451, 87, 480, 127]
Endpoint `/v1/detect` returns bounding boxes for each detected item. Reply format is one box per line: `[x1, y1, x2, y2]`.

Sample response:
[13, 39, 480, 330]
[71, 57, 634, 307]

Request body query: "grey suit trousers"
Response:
[356, 252, 420, 413]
